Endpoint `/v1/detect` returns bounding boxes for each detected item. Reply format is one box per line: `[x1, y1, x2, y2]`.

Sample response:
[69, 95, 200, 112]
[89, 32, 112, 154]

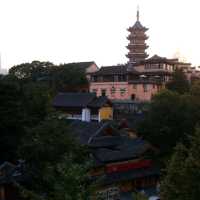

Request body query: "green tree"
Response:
[52, 64, 88, 92]
[0, 75, 25, 161]
[0, 75, 52, 162]
[161, 127, 200, 200]
[190, 80, 200, 97]
[19, 118, 91, 200]
[137, 89, 184, 151]
[21, 82, 52, 126]
[138, 87, 200, 153]
[166, 68, 190, 94]
[9, 61, 88, 93]
[9, 61, 54, 80]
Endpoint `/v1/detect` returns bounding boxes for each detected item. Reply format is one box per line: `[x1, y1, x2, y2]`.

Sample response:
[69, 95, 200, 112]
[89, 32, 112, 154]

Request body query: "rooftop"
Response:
[60, 61, 95, 71]
[52, 92, 111, 109]
[93, 65, 128, 76]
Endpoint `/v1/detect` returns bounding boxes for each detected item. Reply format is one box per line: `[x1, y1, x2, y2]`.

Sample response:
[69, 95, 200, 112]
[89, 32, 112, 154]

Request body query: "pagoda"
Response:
[126, 8, 149, 64]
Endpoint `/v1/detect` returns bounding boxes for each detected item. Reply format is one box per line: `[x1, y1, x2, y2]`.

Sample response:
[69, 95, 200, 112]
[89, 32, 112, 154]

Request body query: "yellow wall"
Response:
[99, 106, 113, 121]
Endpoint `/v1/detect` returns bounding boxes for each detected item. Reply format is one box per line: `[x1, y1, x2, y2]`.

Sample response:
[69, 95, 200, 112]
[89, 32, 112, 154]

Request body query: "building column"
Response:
[82, 108, 91, 122]
[98, 109, 101, 122]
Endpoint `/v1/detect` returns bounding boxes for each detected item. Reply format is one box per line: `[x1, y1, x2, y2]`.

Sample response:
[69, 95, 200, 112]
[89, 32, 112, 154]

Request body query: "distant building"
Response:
[89, 9, 193, 102]
[52, 92, 113, 122]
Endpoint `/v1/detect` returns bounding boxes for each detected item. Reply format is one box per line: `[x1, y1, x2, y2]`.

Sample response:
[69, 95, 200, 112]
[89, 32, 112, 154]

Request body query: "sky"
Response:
[0, 0, 200, 70]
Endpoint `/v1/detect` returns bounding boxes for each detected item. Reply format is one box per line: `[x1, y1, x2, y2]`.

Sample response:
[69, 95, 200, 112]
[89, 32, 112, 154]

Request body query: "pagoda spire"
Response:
[137, 5, 139, 21]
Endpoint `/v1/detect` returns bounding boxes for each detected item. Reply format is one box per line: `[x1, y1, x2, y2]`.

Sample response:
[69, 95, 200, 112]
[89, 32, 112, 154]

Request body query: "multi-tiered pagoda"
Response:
[126, 9, 149, 64]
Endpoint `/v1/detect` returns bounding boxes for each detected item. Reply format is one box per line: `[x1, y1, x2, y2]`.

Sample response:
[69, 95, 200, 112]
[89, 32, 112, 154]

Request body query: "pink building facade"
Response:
[89, 55, 191, 102]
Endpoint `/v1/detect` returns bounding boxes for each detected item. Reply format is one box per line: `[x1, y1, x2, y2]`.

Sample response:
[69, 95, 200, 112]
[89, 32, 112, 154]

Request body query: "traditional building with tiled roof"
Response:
[64, 119, 160, 199]
[53, 92, 113, 122]
[89, 9, 192, 102]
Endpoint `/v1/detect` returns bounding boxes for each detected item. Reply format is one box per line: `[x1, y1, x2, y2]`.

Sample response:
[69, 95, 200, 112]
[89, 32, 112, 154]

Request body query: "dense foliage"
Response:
[166, 68, 190, 94]
[19, 118, 91, 200]
[138, 81, 200, 152]
[0, 61, 91, 199]
[9, 61, 88, 92]
[161, 127, 200, 200]
[136, 69, 200, 199]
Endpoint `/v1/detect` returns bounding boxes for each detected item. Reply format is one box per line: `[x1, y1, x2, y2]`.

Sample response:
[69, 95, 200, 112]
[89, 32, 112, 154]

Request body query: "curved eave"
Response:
[126, 54, 149, 59]
[127, 35, 149, 40]
[127, 27, 148, 32]
[127, 44, 149, 49]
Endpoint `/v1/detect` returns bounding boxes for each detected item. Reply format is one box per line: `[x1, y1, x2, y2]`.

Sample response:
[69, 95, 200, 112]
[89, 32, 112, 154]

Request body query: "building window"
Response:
[110, 86, 116, 94]
[120, 88, 126, 96]
[133, 84, 137, 89]
[131, 94, 135, 100]
[143, 84, 148, 92]
[101, 89, 106, 96]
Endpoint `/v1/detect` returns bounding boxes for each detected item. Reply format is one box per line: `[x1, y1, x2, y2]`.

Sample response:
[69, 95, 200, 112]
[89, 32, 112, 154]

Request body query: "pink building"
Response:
[89, 9, 192, 102]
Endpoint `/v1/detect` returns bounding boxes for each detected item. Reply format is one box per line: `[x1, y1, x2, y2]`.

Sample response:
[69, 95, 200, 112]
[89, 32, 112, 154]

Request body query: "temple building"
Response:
[89, 9, 192, 102]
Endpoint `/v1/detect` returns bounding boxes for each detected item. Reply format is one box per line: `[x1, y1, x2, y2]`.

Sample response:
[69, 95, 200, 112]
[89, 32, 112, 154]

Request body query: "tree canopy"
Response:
[161, 127, 200, 200]
[19, 118, 91, 200]
[166, 68, 190, 94]
[137, 81, 200, 152]
[9, 61, 88, 92]
[1, 61, 91, 199]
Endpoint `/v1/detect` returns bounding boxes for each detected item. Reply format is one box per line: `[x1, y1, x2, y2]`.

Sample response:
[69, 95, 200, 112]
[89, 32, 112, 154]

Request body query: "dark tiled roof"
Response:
[88, 96, 112, 108]
[93, 65, 128, 75]
[68, 120, 119, 145]
[68, 120, 103, 145]
[52, 92, 96, 108]
[61, 61, 95, 71]
[93, 138, 151, 163]
[88, 136, 122, 148]
[132, 21, 148, 30]
[136, 54, 178, 65]
[53, 93, 111, 109]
